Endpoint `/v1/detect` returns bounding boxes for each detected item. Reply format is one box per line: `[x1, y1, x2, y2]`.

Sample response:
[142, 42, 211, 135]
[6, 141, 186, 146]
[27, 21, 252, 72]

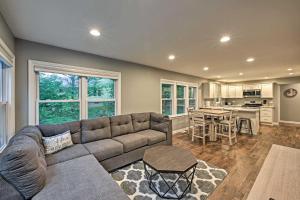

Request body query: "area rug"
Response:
[111, 160, 227, 200]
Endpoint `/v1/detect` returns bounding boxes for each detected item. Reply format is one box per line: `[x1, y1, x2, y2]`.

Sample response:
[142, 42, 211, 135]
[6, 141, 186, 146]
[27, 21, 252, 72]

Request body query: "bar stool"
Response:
[238, 118, 253, 135]
[216, 111, 238, 145]
[191, 111, 211, 145]
[187, 107, 195, 136]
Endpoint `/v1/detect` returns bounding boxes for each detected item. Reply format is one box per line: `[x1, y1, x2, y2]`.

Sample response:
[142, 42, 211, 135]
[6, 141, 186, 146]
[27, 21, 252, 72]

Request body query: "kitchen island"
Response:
[205, 106, 260, 135]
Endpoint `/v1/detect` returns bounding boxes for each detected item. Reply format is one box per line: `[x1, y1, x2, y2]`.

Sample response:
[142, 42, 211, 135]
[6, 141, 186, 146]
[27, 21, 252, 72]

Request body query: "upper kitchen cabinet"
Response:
[221, 84, 229, 98]
[203, 82, 221, 99]
[235, 85, 243, 98]
[261, 83, 274, 98]
[227, 85, 243, 98]
[243, 84, 261, 90]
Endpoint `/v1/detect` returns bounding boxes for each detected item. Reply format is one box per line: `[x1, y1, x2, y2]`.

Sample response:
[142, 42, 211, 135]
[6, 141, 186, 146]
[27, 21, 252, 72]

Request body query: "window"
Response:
[0, 61, 6, 148]
[0, 39, 14, 151]
[160, 80, 198, 116]
[88, 77, 116, 119]
[189, 87, 197, 109]
[28, 60, 121, 125]
[176, 85, 186, 114]
[161, 84, 173, 116]
[0, 59, 13, 149]
[38, 72, 80, 125]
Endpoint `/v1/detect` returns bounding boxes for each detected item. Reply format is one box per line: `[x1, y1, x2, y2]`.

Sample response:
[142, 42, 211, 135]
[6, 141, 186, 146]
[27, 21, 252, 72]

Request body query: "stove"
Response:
[242, 100, 262, 107]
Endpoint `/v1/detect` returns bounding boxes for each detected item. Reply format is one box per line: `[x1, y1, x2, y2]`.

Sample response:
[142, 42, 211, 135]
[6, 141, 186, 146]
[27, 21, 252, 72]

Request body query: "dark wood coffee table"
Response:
[143, 146, 198, 199]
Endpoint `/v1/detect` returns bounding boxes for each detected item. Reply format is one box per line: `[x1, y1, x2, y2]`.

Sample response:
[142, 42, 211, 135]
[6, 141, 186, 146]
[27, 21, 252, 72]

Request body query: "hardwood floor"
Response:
[173, 125, 300, 200]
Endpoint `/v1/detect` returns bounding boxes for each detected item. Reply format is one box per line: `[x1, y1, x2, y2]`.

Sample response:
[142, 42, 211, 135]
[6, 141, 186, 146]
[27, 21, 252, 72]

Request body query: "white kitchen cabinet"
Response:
[261, 83, 273, 98]
[260, 107, 274, 124]
[221, 84, 228, 98]
[203, 82, 221, 99]
[228, 85, 236, 98]
[235, 85, 243, 98]
[243, 84, 261, 90]
[227, 85, 243, 98]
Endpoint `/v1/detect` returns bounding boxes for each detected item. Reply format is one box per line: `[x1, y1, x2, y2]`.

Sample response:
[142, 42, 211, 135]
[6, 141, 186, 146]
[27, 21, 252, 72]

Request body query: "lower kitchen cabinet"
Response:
[260, 107, 274, 124]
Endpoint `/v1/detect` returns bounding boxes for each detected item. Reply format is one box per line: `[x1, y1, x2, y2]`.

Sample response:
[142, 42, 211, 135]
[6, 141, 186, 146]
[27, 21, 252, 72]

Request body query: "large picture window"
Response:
[160, 80, 198, 116]
[161, 84, 173, 116]
[176, 85, 186, 114]
[189, 87, 197, 109]
[88, 77, 116, 119]
[38, 72, 80, 124]
[28, 60, 121, 125]
[0, 43, 14, 150]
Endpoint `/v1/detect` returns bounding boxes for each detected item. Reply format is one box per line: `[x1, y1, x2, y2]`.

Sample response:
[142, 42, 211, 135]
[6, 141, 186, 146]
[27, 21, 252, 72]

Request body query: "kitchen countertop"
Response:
[204, 106, 260, 112]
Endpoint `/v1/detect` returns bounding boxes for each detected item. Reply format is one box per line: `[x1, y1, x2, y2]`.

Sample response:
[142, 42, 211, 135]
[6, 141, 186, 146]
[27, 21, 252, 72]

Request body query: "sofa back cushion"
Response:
[0, 136, 47, 199]
[18, 126, 45, 155]
[131, 113, 151, 132]
[81, 117, 111, 143]
[150, 112, 169, 133]
[38, 121, 81, 144]
[110, 115, 134, 137]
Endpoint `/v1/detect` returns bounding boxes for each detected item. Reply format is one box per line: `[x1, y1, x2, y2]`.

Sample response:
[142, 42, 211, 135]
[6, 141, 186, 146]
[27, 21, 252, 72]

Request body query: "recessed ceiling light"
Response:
[203, 66, 209, 71]
[168, 54, 175, 60]
[216, 75, 221, 78]
[246, 57, 255, 62]
[289, 72, 294, 75]
[90, 29, 101, 37]
[220, 35, 231, 43]
[239, 72, 244, 76]
[287, 68, 293, 71]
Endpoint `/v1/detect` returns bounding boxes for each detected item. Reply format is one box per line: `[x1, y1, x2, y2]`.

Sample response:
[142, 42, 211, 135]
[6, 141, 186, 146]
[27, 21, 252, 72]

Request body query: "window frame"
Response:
[160, 79, 198, 117]
[0, 38, 15, 151]
[28, 60, 121, 125]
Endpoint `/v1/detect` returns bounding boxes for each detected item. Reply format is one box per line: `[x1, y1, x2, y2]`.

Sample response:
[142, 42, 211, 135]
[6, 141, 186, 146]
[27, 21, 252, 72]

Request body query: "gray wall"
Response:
[0, 13, 14, 52]
[15, 39, 205, 130]
[280, 83, 300, 122]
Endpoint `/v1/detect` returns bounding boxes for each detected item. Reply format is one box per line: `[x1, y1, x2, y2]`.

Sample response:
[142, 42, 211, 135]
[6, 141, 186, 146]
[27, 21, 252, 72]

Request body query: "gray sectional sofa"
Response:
[0, 112, 172, 200]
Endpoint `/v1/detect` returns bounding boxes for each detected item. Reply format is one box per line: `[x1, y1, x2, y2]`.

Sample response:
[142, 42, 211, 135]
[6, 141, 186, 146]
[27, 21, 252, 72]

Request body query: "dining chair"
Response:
[216, 111, 238, 145]
[187, 107, 195, 136]
[191, 111, 211, 145]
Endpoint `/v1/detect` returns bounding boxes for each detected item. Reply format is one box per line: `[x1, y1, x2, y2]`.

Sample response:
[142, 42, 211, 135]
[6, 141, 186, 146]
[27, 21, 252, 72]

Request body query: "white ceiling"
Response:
[1, 0, 300, 82]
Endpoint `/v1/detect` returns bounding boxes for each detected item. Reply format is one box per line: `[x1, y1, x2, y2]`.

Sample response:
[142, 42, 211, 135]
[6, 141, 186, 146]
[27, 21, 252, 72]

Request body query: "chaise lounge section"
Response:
[0, 112, 172, 200]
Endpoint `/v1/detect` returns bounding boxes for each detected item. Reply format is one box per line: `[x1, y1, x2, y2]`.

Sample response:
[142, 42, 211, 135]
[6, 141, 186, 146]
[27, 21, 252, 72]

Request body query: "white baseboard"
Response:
[172, 127, 189, 134]
[279, 120, 300, 125]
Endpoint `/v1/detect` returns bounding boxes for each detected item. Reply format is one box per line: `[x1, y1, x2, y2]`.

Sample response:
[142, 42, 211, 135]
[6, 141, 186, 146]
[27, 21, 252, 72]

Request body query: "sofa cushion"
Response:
[45, 144, 90, 166]
[32, 155, 129, 200]
[150, 112, 169, 133]
[83, 139, 123, 161]
[81, 117, 111, 143]
[0, 136, 47, 199]
[131, 113, 151, 132]
[39, 121, 81, 144]
[110, 115, 134, 137]
[113, 133, 148, 152]
[136, 129, 167, 145]
[15, 126, 45, 156]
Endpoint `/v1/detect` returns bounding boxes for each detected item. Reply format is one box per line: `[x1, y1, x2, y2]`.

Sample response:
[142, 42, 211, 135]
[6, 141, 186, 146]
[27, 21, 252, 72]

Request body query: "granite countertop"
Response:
[223, 107, 260, 112]
[204, 106, 260, 112]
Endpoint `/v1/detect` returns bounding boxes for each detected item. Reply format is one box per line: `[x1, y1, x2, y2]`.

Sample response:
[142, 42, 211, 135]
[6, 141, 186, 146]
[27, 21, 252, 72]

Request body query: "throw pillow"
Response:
[42, 130, 73, 154]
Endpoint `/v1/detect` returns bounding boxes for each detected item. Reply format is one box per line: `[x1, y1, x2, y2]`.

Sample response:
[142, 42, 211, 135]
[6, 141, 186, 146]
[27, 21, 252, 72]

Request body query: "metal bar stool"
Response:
[238, 118, 253, 135]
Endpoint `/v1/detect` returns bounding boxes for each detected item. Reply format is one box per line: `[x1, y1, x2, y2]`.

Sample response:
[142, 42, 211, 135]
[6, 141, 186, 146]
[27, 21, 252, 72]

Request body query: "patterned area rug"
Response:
[111, 160, 227, 200]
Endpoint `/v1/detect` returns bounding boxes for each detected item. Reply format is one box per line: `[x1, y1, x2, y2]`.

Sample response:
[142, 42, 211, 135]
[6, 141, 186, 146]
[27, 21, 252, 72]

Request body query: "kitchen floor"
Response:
[173, 124, 300, 200]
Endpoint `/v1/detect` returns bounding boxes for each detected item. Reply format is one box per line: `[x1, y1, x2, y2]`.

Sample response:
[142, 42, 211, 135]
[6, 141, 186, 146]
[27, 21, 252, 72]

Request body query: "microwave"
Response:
[243, 89, 261, 97]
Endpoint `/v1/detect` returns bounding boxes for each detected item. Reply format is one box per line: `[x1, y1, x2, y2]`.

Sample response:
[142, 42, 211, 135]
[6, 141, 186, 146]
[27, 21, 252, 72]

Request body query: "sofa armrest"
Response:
[150, 113, 173, 145]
